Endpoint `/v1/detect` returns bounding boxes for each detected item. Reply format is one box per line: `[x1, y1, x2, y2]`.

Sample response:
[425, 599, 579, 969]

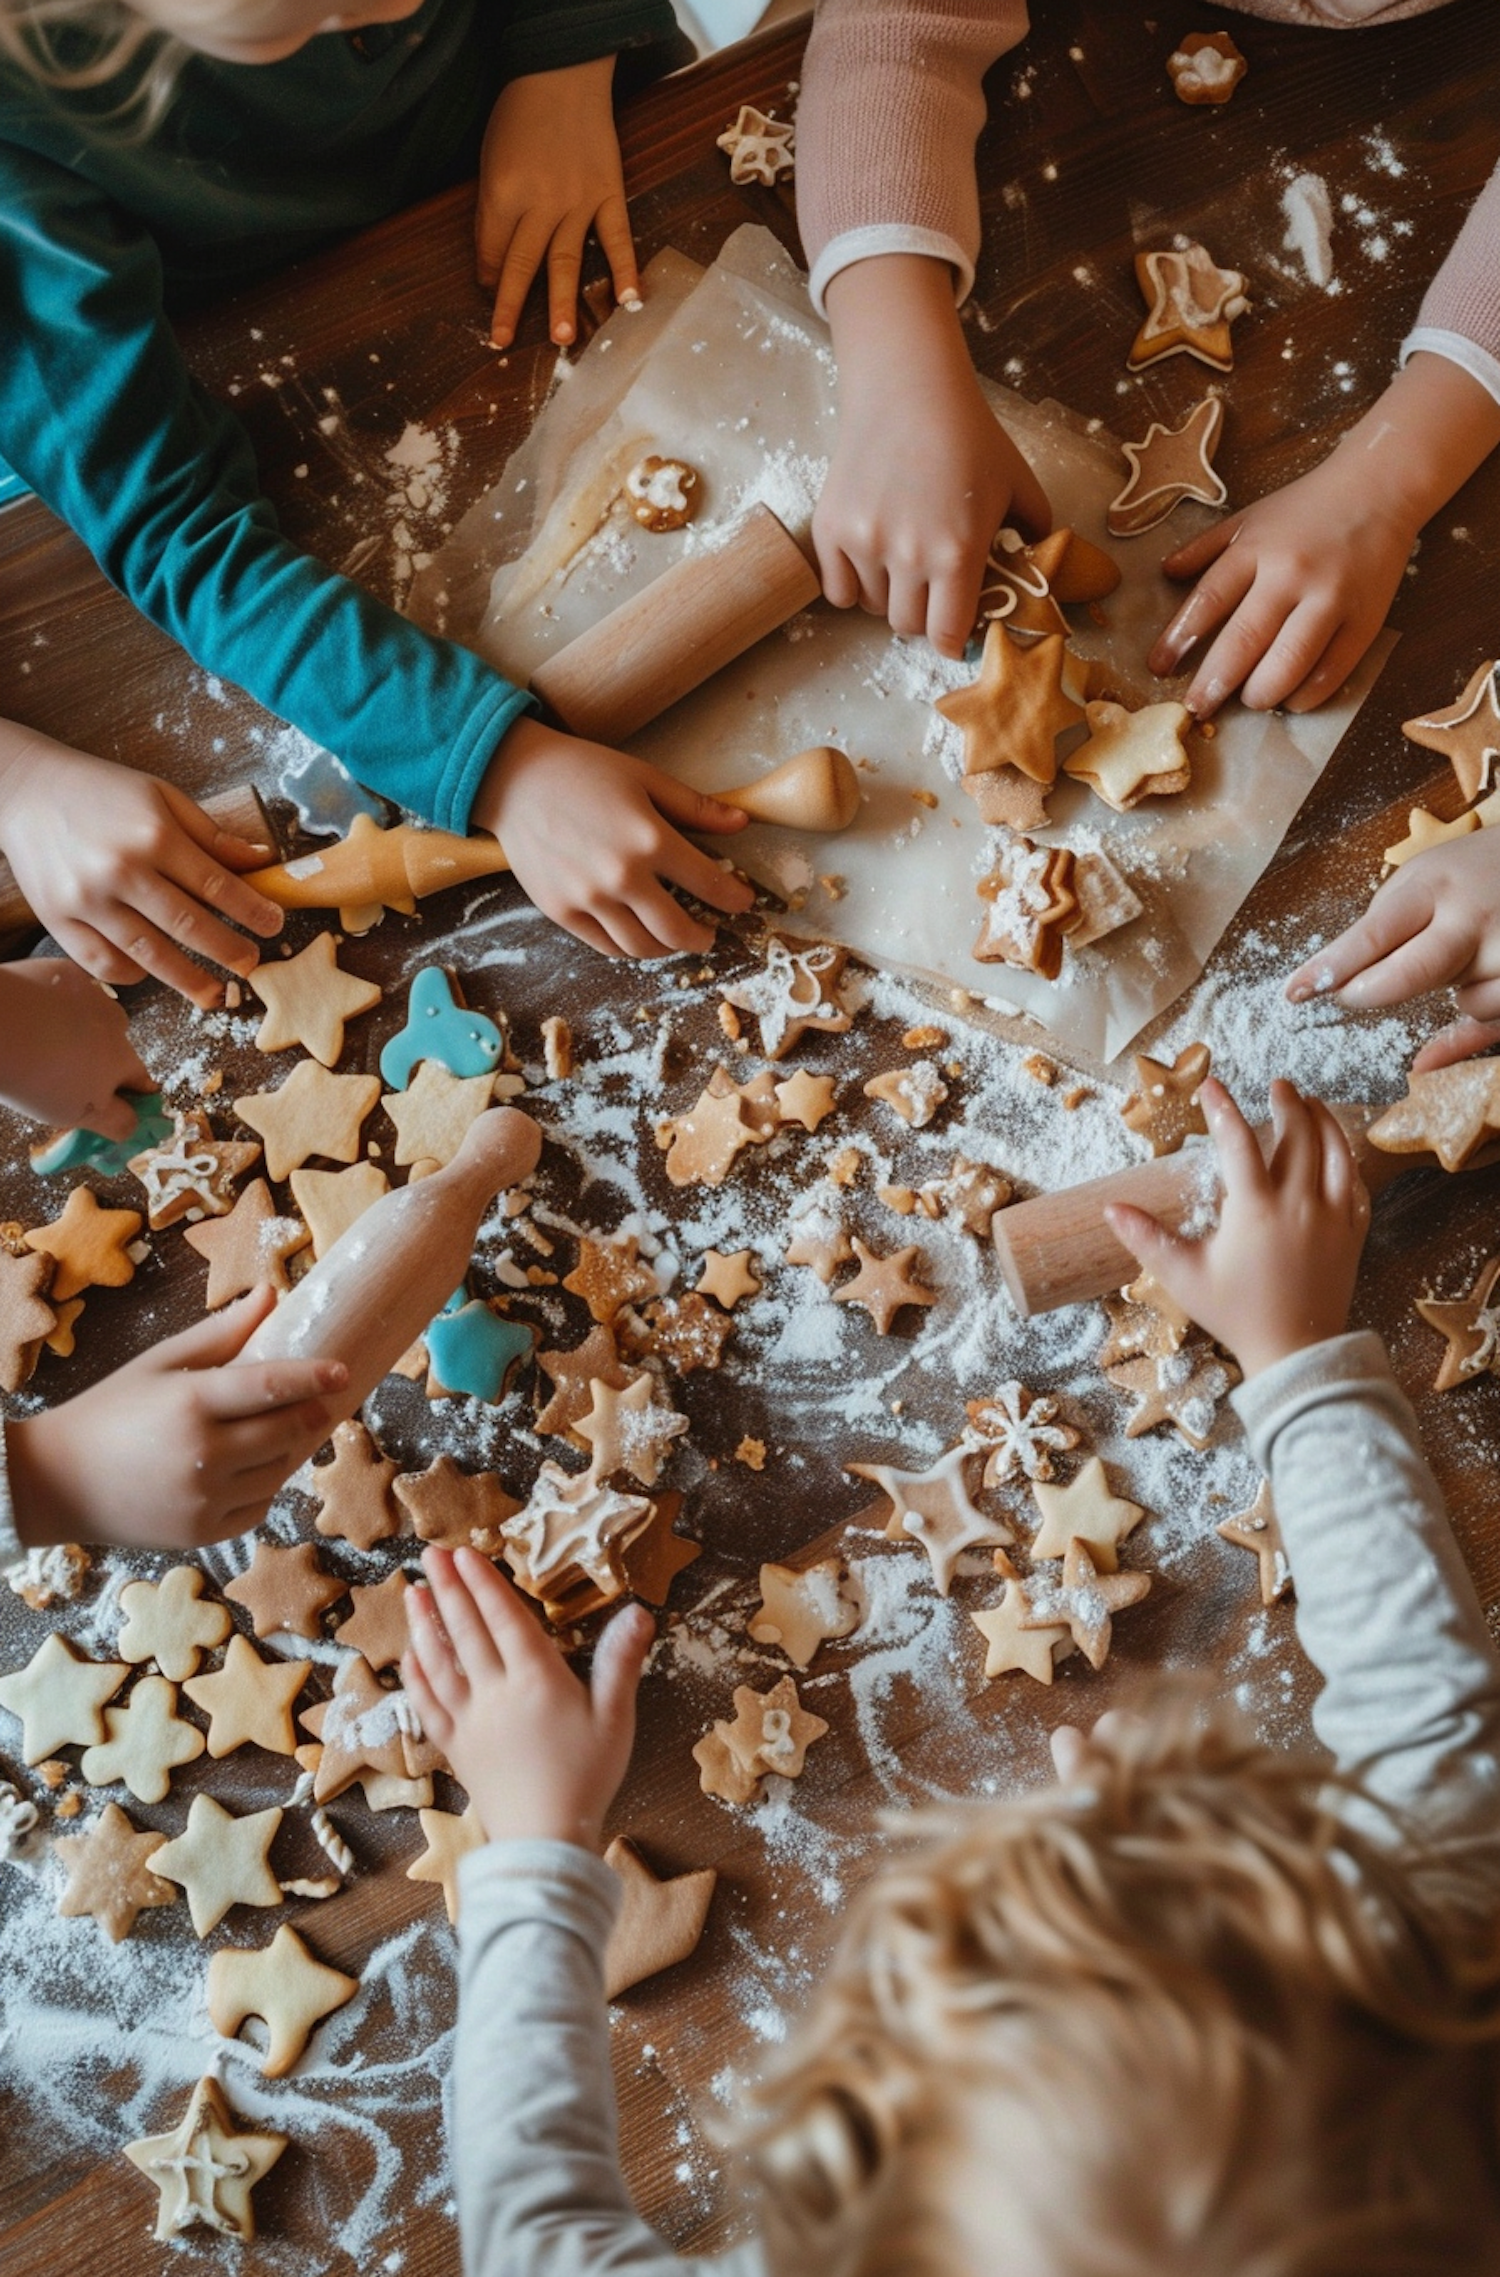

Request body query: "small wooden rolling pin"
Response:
[989, 1104, 1458, 1318]
[242, 1104, 541, 1422]
[0, 783, 276, 942]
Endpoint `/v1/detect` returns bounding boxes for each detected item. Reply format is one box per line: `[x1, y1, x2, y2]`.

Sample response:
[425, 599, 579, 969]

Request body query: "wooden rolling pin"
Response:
[990, 1103, 1446, 1317]
[0, 783, 277, 941]
[242, 746, 863, 926]
[242, 1104, 540, 1418]
[530, 502, 822, 745]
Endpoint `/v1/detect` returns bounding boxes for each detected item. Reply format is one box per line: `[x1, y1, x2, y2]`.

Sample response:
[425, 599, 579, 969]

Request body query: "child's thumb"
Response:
[150, 1285, 278, 1372]
[592, 1601, 655, 1729]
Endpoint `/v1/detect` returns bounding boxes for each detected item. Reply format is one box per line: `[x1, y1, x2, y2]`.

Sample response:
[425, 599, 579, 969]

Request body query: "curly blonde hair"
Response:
[0, 0, 199, 125]
[731, 1704, 1500, 2275]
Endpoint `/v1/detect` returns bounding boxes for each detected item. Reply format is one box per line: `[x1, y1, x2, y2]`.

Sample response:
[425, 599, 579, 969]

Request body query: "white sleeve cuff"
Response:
[0, 1424, 22, 1566]
[808, 224, 975, 319]
[1400, 325, 1500, 412]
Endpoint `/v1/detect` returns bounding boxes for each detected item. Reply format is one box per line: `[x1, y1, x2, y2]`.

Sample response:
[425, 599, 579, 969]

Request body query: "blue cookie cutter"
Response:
[425, 1286, 534, 1402]
[30, 1090, 172, 1179]
[380, 968, 503, 1090]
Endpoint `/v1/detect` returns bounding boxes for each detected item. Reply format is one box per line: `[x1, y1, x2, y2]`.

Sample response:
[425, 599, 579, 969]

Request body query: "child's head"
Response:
[0, 0, 424, 109]
[732, 1705, 1500, 2274]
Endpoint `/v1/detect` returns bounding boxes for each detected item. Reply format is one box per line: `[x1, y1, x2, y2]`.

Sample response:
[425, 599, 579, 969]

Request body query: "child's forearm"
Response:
[1327, 352, 1500, 540]
[825, 252, 972, 404]
[1233, 1331, 1500, 1853]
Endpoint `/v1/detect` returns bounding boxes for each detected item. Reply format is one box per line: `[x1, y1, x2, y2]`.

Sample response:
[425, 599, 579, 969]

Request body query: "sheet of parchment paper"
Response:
[411, 225, 1387, 1067]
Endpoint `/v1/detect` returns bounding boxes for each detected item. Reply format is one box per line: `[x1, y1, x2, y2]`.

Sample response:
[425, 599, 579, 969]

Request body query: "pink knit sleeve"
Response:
[1404, 158, 1500, 387]
[794, 0, 1030, 315]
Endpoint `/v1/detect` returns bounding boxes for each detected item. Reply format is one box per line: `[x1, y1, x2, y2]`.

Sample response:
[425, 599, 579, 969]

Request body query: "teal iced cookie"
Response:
[426, 1287, 534, 1402]
[380, 968, 503, 1090]
[30, 1091, 172, 1178]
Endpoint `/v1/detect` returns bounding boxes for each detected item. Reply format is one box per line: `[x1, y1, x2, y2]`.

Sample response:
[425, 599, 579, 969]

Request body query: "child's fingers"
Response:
[1266, 1079, 1319, 1191]
[601, 900, 678, 960]
[120, 867, 266, 982]
[1336, 910, 1470, 1013]
[545, 211, 591, 344]
[404, 1584, 468, 1709]
[200, 1355, 347, 1424]
[144, 1285, 278, 1373]
[162, 786, 283, 933]
[490, 213, 554, 349]
[647, 771, 753, 846]
[593, 191, 640, 310]
[1004, 453, 1053, 545]
[451, 1546, 562, 1674]
[622, 887, 713, 959]
[887, 571, 930, 644]
[1312, 1100, 1370, 1226]
[561, 908, 625, 960]
[590, 1600, 655, 1731]
[217, 1396, 341, 1471]
[422, 1550, 508, 1687]
[816, 542, 862, 612]
[82, 1087, 151, 1142]
[475, 190, 522, 293]
[1200, 1075, 1271, 1197]
[1411, 1015, 1500, 1072]
[1158, 514, 1240, 582]
[1284, 881, 1429, 1005]
[1181, 580, 1293, 718]
[1048, 1724, 1089, 1780]
[927, 562, 984, 661]
[1281, 616, 1369, 714]
[1239, 596, 1341, 713]
[1147, 542, 1250, 676]
[1102, 1200, 1193, 1280]
[98, 904, 234, 1007]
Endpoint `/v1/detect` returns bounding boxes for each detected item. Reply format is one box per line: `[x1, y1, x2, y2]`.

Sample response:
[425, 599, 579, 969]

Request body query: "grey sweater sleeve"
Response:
[1232, 1330, 1500, 1853]
[453, 1838, 768, 2277]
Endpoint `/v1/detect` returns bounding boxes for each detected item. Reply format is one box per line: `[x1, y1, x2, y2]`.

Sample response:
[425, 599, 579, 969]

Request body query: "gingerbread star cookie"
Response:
[1105, 1340, 1240, 1450]
[151, 1793, 284, 1937]
[939, 1156, 1014, 1240]
[1066, 848, 1145, 949]
[1128, 243, 1249, 372]
[336, 1571, 413, 1672]
[126, 1109, 261, 1231]
[620, 1292, 734, 1376]
[1415, 1254, 1500, 1391]
[973, 837, 1078, 979]
[692, 1674, 827, 1805]
[1167, 30, 1247, 103]
[393, 1454, 521, 1555]
[1028, 1456, 1145, 1573]
[602, 1836, 717, 1999]
[249, 931, 382, 1066]
[1064, 699, 1192, 811]
[310, 1418, 403, 1549]
[616, 1492, 702, 1606]
[25, 1186, 142, 1301]
[695, 1249, 761, 1309]
[784, 1196, 854, 1284]
[562, 1233, 658, 1324]
[298, 1654, 426, 1801]
[574, 1375, 689, 1487]
[1217, 1479, 1292, 1605]
[971, 1559, 1071, 1683]
[0, 1247, 57, 1392]
[1402, 660, 1500, 803]
[124, 2076, 285, 2243]
[964, 1381, 1080, 1486]
[404, 1801, 485, 1924]
[720, 937, 851, 1060]
[1367, 1059, 1500, 1174]
[748, 1558, 860, 1668]
[657, 1067, 780, 1188]
[184, 1177, 307, 1306]
[208, 1922, 359, 2076]
[235, 1062, 381, 1182]
[1121, 1041, 1211, 1155]
[975, 527, 1068, 640]
[847, 1443, 1011, 1594]
[0, 1634, 128, 1763]
[936, 625, 1084, 784]
[500, 1461, 653, 1612]
[225, 1540, 349, 1640]
[56, 1800, 178, 1943]
[1108, 397, 1226, 537]
[716, 102, 794, 185]
[1021, 1539, 1151, 1669]
[833, 1238, 937, 1334]
[535, 1323, 642, 1443]
[117, 1565, 231, 1680]
[80, 1673, 205, 1804]
[769, 1071, 835, 1135]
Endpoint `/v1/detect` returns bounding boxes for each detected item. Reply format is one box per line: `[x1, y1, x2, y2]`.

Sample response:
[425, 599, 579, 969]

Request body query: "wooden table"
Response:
[3, 5, 1500, 2269]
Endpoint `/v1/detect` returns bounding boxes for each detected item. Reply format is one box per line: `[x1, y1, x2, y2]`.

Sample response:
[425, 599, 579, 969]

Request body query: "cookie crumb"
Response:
[541, 1016, 573, 1080]
[35, 1759, 68, 1789]
[717, 1002, 742, 1042]
[1063, 1085, 1091, 1111]
[878, 1184, 918, 1215]
[224, 981, 242, 1010]
[911, 789, 939, 810]
[1023, 1052, 1057, 1085]
[902, 1024, 946, 1050]
[202, 1070, 223, 1096]
[818, 873, 846, 900]
[826, 1145, 861, 1187]
[54, 1791, 82, 1820]
[525, 1266, 560, 1286]
[735, 1436, 767, 1472]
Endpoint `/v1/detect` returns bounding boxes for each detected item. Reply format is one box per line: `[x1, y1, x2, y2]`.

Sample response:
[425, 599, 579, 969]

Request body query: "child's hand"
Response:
[476, 56, 639, 350]
[403, 1547, 655, 1849]
[0, 959, 152, 1137]
[1286, 829, 1500, 1069]
[1145, 452, 1413, 718]
[1103, 1077, 1370, 1380]
[1049, 1709, 1142, 1784]
[7, 1288, 345, 1551]
[473, 717, 754, 958]
[0, 728, 282, 1010]
[819, 255, 1051, 659]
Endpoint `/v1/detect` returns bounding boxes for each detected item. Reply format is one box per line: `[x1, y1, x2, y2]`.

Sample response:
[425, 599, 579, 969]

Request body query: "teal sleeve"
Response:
[0, 142, 535, 833]
[494, 0, 680, 77]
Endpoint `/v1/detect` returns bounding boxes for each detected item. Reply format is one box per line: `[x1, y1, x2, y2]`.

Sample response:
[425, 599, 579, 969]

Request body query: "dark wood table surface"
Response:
[3, 4, 1500, 2270]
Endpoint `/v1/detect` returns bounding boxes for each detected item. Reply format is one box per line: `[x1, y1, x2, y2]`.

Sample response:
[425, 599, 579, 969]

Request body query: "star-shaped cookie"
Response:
[1108, 396, 1226, 537]
[535, 1323, 642, 1442]
[124, 2076, 285, 2243]
[501, 1460, 653, 1603]
[208, 1922, 359, 2077]
[720, 937, 851, 1060]
[298, 1654, 418, 1801]
[1415, 1253, 1500, 1391]
[973, 837, 1078, 979]
[657, 1067, 780, 1187]
[235, 1062, 381, 1182]
[0, 1247, 58, 1392]
[1028, 1456, 1146, 1572]
[127, 1109, 262, 1231]
[562, 1233, 658, 1324]
[1128, 242, 1249, 371]
[0, 1633, 128, 1763]
[184, 1177, 307, 1307]
[1382, 805, 1479, 869]
[1121, 1042, 1211, 1156]
[620, 1292, 734, 1376]
[692, 1674, 828, 1805]
[182, 1634, 308, 1758]
[405, 1802, 485, 1923]
[847, 1443, 1011, 1594]
[335, 1571, 413, 1672]
[1367, 1060, 1500, 1174]
[695, 1249, 762, 1309]
[574, 1374, 689, 1487]
[392, 1454, 521, 1554]
[832, 1238, 937, 1334]
[1021, 1539, 1152, 1669]
[1217, 1479, 1292, 1605]
[24, 1186, 142, 1300]
[56, 1799, 178, 1942]
[289, 1161, 390, 1258]
[1402, 659, 1500, 803]
[773, 1069, 838, 1132]
[1105, 1340, 1240, 1450]
[225, 1540, 349, 1639]
[971, 1563, 1070, 1682]
[1064, 699, 1193, 811]
[602, 1836, 717, 1999]
[784, 1199, 854, 1283]
[310, 1418, 403, 1548]
[383, 1060, 497, 1170]
[935, 625, 1084, 784]
[248, 931, 382, 1066]
[151, 1793, 284, 1937]
[748, 1558, 861, 1668]
[615, 1491, 702, 1606]
[425, 1291, 534, 1401]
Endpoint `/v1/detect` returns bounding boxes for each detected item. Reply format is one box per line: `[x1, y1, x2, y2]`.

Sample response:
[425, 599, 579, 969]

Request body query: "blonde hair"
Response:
[732, 1702, 1500, 2275]
[0, 0, 184, 127]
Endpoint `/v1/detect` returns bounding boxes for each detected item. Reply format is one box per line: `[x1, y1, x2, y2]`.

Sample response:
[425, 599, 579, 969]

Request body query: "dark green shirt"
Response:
[0, 0, 676, 830]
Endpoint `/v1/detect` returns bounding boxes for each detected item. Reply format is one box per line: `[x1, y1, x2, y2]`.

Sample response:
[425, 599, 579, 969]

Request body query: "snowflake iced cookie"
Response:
[1167, 31, 1247, 104]
[1108, 396, 1227, 537]
[692, 1674, 827, 1806]
[625, 454, 701, 533]
[716, 103, 794, 186]
[1414, 1253, 1500, 1390]
[1120, 1042, 1211, 1156]
[963, 1381, 1081, 1485]
[1402, 659, 1500, 803]
[1128, 243, 1249, 372]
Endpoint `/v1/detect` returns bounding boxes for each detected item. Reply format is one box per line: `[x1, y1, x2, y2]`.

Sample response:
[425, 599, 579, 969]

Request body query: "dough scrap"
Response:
[602, 1836, 716, 1998]
[207, 1922, 358, 2077]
